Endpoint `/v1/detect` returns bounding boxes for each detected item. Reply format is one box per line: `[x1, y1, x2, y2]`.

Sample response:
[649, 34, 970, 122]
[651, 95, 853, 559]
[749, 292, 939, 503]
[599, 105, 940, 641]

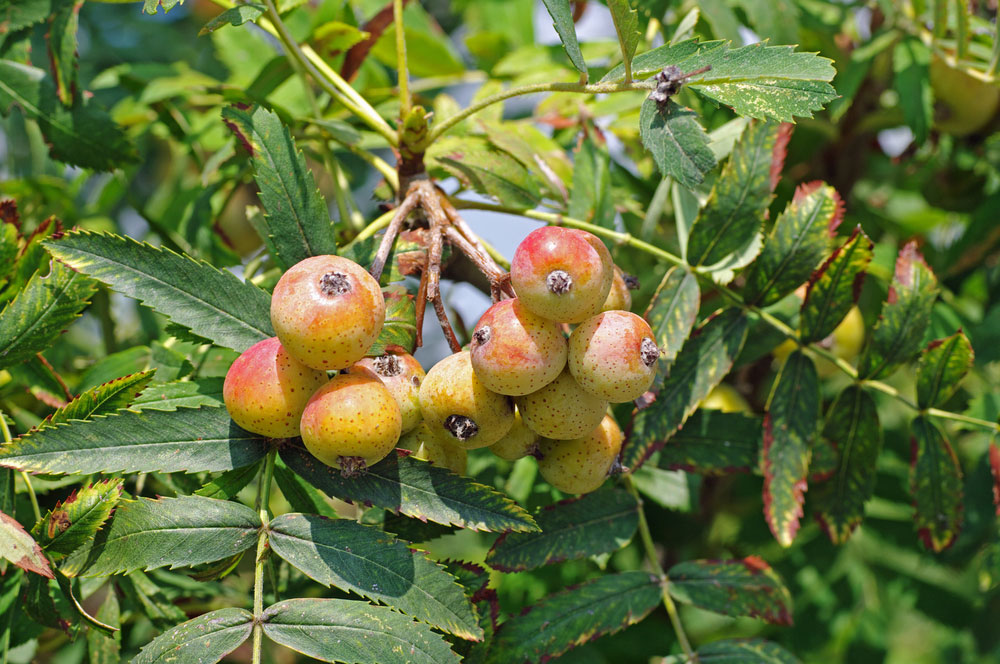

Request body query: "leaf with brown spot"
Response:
[667, 557, 793, 625]
[916, 331, 973, 409]
[0, 509, 53, 578]
[31, 479, 123, 558]
[910, 416, 963, 552]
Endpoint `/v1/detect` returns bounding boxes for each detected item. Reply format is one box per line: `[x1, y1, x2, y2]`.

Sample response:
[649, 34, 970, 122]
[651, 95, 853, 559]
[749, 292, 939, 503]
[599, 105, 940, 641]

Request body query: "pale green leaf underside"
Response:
[132, 607, 253, 664]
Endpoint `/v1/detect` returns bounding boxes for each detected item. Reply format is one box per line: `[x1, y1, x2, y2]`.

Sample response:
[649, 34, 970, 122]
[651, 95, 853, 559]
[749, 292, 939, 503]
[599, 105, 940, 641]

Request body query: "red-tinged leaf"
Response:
[858, 241, 938, 379]
[916, 332, 973, 409]
[813, 386, 882, 544]
[667, 557, 793, 625]
[763, 350, 820, 547]
[745, 182, 844, 306]
[658, 409, 762, 475]
[910, 416, 963, 552]
[643, 266, 700, 385]
[0, 510, 53, 578]
[624, 308, 748, 471]
[800, 226, 873, 343]
[769, 124, 794, 191]
[47, 0, 84, 106]
[31, 478, 123, 558]
[990, 441, 1000, 516]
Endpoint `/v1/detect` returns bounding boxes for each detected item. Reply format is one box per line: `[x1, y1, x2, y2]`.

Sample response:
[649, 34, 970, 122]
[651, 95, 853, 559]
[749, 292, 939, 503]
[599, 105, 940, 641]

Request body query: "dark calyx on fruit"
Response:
[473, 326, 492, 345]
[319, 271, 352, 296]
[546, 270, 573, 294]
[372, 354, 402, 377]
[444, 414, 479, 441]
[640, 337, 659, 367]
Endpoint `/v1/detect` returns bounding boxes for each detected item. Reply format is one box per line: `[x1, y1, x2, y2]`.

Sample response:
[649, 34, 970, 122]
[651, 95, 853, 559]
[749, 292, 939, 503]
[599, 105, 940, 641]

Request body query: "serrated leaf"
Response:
[609, 0, 640, 78]
[194, 463, 261, 500]
[668, 557, 792, 624]
[486, 488, 639, 572]
[858, 241, 938, 380]
[0, 406, 267, 475]
[763, 351, 819, 547]
[639, 98, 717, 189]
[434, 138, 542, 208]
[132, 607, 253, 664]
[568, 138, 615, 230]
[0, 510, 53, 578]
[485, 571, 662, 664]
[32, 479, 123, 558]
[800, 226, 872, 343]
[142, 0, 184, 15]
[262, 598, 461, 664]
[813, 386, 882, 544]
[273, 460, 339, 518]
[689, 638, 801, 663]
[221, 105, 337, 269]
[892, 38, 932, 145]
[66, 495, 259, 577]
[367, 286, 416, 355]
[687, 121, 784, 267]
[131, 377, 225, 411]
[47, 0, 83, 105]
[281, 446, 537, 533]
[198, 3, 264, 35]
[0, 259, 96, 369]
[268, 513, 481, 640]
[42, 371, 155, 428]
[658, 409, 762, 474]
[46, 231, 273, 353]
[0, 60, 136, 170]
[540, 0, 587, 75]
[745, 181, 843, 306]
[0, 0, 54, 33]
[916, 332, 973, 409]
[643, 265, 699, 381]
[910, 416, 963, 552]
[625, 308, 749, 470]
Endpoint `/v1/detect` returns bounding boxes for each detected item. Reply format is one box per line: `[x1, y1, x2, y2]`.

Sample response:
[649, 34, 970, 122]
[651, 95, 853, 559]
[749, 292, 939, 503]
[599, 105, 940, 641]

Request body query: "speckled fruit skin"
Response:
[515, 368, 607, 440]
[299, 373, 402, 471]
[348, 351, 425, 434]
[470, 298, 568, 396]
[600, 267, 633, 312]
[537, 414, 624, 494]
[419, 351, 514, 449]
[489, 408, 539, 461]
[568, 310, 659, 403]
[510, 226, 614, 324]
[398, 422, 468, 475]
[271, 255, 385, 371]
[223, 337, 328, 438]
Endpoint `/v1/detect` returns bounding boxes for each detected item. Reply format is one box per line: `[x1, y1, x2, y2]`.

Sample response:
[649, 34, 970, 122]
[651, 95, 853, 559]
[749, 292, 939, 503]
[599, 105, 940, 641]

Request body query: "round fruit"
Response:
[299, 373, 401, 474]
[515, 368, 607, 440]
[600, 267, 633, 312]
[773, 305, 865, 377]
[930, 56, 999, 136]
[419, 351, 514, 449]
[537, 415, 624, 494]
[489, 408, 539, 461]
[398, 422, 468, 475]
[270, 255, 385, 371]
[470, 298, 568, 396]
[510, 226, 614, 324]
[700, 383, 751, 413]
[567, 311, 659, 403]
[223, 337, 328, 438]
[348, 351, 425, 433]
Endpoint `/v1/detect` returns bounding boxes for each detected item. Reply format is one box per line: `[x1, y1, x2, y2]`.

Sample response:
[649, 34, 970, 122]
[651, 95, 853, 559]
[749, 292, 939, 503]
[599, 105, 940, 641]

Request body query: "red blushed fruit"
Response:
[271, 255, 385, 371]
[223, 337, 328, 438]
[510, 226, 614, 324]
[470, 298, 568, 396]
[299, 373, 402, 474]
[568, 310, 659, 403]
[348, 351, 425, 434]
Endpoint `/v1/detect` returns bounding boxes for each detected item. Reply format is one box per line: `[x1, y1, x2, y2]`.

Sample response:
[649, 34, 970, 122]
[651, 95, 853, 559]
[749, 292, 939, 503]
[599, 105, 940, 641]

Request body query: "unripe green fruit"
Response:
[600, 267, 633, 312]
[299, 373, 401, 474]
[537, 414, 624, 494]
[398, 422, 468, 475]
[470, 298, 567, 396]
[419, 351, 514, 449]
[515, 368, 607, 440]
[568, 311, 659, 402]
[510, 226, 614, 324]
[930, 56, 999, 136]
[271, 255, 385, 371]
[348, 351, 425, 433]
[489, 408, 539, 461]
[223, 337, 327, 438]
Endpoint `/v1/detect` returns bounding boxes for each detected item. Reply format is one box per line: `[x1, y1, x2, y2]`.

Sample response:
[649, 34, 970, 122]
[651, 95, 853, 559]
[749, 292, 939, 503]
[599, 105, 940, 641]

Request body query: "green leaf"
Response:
[281, 446, 537, 533]
[893, 37, 932, 144]
[624, 308, 749, 470]
[763, 350, 819, 547]
[67, 495, 259, 577]
[0, 60, 136, 170]
[143, 0, 184, 15]
[858, 241, 938, 380]
[745, 181, 844, 306]
[643, 266, 700, 381]
[194, 463, 262, 500]
[686, 121, 786, 267]
[738, 0, 800, 46]
[268, 513, 481, 640]
[221, 105, 337, 269]
[42, 371, 155, 428]
[916, 331, 973, 409]
[910, 416, 963, 552]
[667, 557, 793, 624]
[608, 0, 640, 79]
[273, 460, 339, 519]
[800, 226, 873, 343]
[117, 571, 188, 631]
[131, 377, 225, 411]
[0, 510, 53, 578]
[689, 638, 801, 663]
[639, 98, 717, 189]
[262, 598, 461, 664]
[658, 409, 762, 474]
[539, 0, 587, 75]
[46, 0, 83, 105]
[486, 487, 639, 572]
[433, 137, 542, 208]
[568, 139, 615, 230]
[132, 608, 253, 664]
[32, 479, 123, 558]
[0, 406, 268, 475]
[0, 259, 96, 369]
[485, 571, 662, 664]
[813, 386, 882, 544]
[86, 588, 121, 664]
[198, 3, 264, 35]
[0, 0, 55, 33]
[367, 286, 417, 356]
[45, 231, 273, 353]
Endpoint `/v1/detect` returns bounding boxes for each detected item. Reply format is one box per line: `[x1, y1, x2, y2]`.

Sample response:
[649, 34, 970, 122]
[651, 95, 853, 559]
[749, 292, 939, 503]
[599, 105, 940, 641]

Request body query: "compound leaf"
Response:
[658, 409, 762, 475]
[800, 226, 872, 343]
[639, 98, 717, 189]
[916, 332, 973, 409]
[668, 557, 793, 624]
[910, 416, 963, 552]
[132, 608, 253, 664]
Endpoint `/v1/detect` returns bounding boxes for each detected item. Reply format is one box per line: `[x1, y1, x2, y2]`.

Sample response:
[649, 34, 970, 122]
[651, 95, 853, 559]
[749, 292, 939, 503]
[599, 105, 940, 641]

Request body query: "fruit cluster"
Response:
[223, 226, 659, 494]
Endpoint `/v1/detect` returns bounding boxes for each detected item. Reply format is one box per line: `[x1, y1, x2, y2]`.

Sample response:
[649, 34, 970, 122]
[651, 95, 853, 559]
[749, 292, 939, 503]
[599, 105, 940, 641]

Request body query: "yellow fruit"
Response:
[489, 409, 539, 461]
[600, 267, 633, 312]
[537, 415, 624, 494]
[700, 383, 751, 414]
[930, 56, 999, 136]
[348, 351, 425, 434]
[515, 368, 607, 440]
[773, 306, 865, 378]
[398, 422, 468, 475]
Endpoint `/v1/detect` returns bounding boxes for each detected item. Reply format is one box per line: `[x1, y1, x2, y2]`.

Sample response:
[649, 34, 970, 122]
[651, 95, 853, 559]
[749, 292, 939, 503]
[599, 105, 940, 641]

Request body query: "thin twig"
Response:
[433, 295, 462, 352]
[369, 190, 419, 282]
